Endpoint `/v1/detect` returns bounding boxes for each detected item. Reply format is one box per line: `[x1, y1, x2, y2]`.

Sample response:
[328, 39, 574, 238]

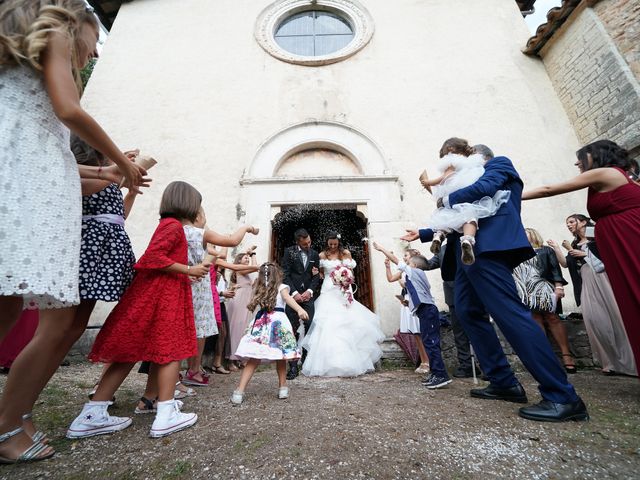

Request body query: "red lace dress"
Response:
[89, 218, 197, 364]
[587, 167, 640, 368]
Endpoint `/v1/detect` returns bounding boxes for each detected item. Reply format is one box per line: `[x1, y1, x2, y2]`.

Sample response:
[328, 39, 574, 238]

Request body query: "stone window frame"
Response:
[255, 0, 375, 66]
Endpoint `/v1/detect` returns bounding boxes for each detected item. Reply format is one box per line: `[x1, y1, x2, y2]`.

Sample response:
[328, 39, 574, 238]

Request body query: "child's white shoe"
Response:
[460, 235, 476, 265]
[66, 401, 132, 439]
[230, 390, 244, 405]
[278, 387, 289, 399]
[149, 400, 197, 438]
[430, 231, 445, 254]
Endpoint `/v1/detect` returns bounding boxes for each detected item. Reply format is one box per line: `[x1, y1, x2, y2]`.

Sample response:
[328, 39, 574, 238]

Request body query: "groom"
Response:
[281, 228, 321, 379]
[402, 144, 588, 422]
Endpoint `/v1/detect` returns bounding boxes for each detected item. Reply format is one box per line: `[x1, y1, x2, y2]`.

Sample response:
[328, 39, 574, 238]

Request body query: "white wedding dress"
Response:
[300, 258, 384, 377]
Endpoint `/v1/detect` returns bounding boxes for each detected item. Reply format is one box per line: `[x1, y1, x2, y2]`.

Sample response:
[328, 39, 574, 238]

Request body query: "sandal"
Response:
[212, 365, 230, 375]
[183, 369, 209, 387]
[134, 397, 157, 414]
[0, 427, 54, 464]
[174, 382, 197, 400]
[562, 354, 577, 374]
[22, 413, 48, 444]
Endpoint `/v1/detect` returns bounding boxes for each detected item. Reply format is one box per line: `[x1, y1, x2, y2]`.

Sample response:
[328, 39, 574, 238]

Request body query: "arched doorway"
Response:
[270, 203, 374, 311]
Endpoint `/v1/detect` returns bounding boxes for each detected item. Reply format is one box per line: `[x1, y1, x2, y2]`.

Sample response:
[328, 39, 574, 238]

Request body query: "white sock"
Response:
[460, 235, 476, 245]
[155, 399, 175, 419]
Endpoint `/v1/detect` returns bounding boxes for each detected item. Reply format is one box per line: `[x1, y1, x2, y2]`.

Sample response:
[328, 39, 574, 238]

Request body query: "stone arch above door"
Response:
[243, 121, 390, 179]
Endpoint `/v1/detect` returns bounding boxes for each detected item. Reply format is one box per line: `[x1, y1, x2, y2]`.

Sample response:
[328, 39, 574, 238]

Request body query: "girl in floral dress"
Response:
[230, 263, 308, 405]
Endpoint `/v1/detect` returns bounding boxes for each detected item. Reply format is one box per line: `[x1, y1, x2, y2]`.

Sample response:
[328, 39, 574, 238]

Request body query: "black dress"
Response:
[79, 183, 135, 301]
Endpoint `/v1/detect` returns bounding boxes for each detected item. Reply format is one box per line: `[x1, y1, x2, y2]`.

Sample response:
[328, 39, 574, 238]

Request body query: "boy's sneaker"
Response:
[149, 400, 197, 438]
[421, 373, 435, 386]
[425, 375, 453, 389]
[67, 402, 132, 439]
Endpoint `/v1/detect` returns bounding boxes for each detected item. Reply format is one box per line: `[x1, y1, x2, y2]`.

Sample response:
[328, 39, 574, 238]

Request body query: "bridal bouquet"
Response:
[330, 265, 355, 306]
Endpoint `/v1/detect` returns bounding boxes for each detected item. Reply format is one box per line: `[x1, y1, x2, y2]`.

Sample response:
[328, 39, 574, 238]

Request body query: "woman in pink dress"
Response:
[523, 140, 640, 370]
[225, 251, 258, 369]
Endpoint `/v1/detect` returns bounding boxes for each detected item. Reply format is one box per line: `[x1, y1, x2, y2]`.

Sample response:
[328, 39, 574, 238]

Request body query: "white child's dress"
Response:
[0, 66, 81, 308]
[234, 284, 301, 361]
[183, 225, 218, 338]
[428, 153, 511, 233]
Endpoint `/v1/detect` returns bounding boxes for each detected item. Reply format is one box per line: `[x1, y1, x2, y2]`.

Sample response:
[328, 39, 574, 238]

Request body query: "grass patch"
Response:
[163, 460, 192, 479]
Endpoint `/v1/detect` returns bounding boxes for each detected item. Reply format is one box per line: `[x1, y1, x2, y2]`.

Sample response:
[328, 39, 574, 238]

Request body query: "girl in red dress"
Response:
[66, 181, 258, 439]
[523, 140, 640, 371]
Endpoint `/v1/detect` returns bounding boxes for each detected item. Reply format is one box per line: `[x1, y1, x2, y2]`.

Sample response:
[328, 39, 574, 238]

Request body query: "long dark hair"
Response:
[247, 263, 283, 312]
[229, 252, 248, 285]
[323, 231, 344, 260]
[566, 214, 594, 249]
[576, 140, 630, 172]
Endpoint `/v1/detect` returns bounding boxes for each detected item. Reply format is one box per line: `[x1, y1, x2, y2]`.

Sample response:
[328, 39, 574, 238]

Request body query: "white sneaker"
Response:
[278, 387, 289, 399]
[149, 400, 197, 438]
[66, 402, 132, 439]
[230, 390, 244, 405]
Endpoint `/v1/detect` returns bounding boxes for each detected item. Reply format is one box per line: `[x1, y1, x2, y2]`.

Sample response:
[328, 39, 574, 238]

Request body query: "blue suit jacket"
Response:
[419, 156, 534, 280]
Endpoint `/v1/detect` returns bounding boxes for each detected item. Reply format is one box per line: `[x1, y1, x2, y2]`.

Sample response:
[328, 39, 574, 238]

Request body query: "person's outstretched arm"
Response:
[522, 168, 619, 200]
[372, 242, 400, 264]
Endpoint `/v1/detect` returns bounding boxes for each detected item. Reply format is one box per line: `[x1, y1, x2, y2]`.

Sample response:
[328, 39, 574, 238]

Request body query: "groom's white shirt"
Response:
[291, 246, 314, 298]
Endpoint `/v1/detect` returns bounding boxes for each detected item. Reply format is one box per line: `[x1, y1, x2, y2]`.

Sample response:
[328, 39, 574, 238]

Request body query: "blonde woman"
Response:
[0, 0, 147, 463]
[512, 228, 576, 373]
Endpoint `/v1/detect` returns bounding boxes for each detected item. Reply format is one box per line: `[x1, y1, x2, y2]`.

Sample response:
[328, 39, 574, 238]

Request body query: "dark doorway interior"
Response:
[270, 204, 374, 311]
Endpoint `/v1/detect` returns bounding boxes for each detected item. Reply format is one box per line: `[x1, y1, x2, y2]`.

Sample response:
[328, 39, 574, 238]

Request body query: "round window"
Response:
[255, 0, 374, 66]
[274, 11, 354, 57]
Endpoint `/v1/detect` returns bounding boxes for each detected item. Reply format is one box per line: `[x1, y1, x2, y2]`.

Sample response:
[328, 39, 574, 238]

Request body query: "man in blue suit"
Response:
[402, 146, 588, 422]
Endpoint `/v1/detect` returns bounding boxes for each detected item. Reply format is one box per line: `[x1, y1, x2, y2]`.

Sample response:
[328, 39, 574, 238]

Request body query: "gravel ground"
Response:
[1, 362, 638, 479]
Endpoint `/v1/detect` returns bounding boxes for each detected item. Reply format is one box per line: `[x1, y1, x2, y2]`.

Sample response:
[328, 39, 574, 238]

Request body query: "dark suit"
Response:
[419, 156, 578, 404]
[281, 245, 321, 340]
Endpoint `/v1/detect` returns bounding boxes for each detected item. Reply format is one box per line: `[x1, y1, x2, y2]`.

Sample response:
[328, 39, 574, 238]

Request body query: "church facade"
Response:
[83, 0, 587, 337]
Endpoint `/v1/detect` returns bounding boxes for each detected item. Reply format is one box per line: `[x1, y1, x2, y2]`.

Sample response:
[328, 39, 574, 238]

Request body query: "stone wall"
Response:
[593, 0, 640, 81]
[540, 2, 640, 160]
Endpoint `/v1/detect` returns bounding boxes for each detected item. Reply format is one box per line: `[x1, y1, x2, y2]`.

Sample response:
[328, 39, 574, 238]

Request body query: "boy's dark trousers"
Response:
[416, 303, 447, 378]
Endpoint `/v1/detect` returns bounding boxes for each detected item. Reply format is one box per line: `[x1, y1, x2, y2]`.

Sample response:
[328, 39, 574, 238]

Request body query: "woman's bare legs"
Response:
[187, 338, 207, 382]
[0, 296, 24, 341]
[0, 306, 80, 459]
[532, 312, 575, 370]
[213, 322, 227, 368]
[235, 359, 260, 392]
[19, 300, 97, 438]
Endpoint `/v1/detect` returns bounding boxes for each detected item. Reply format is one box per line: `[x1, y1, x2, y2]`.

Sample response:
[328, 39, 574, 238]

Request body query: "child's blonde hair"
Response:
[247, 263, 283, 313]
[0, 0, 98, 91]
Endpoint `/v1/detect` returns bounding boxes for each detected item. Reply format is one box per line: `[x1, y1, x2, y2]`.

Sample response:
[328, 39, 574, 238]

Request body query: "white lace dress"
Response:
[300, 258, 384, 377]
[184, 225, 218, 338]
[0, 66, 81, 308]
[428, 153, 511, 233]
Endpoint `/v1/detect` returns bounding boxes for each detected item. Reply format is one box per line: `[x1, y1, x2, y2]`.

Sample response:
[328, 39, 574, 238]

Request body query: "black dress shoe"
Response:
[518, 398, 589, 422]
[286, 364, 299, 380]
[453, 367, 474, 378]
[470, 383, 528, 403]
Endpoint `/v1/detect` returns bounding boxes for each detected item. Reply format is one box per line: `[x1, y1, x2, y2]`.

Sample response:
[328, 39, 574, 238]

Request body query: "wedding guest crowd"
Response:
[1, 0, 639, 467]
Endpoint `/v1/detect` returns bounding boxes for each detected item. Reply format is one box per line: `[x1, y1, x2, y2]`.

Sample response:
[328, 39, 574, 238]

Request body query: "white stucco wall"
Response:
[82, 0, 586, 336]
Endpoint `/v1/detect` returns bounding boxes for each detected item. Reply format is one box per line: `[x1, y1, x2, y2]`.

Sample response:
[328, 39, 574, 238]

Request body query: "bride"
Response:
[300, 232, 384, 377]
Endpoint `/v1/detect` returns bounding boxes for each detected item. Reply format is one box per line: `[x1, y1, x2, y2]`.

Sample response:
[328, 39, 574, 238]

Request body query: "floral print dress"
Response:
[234, 284, 300, 361]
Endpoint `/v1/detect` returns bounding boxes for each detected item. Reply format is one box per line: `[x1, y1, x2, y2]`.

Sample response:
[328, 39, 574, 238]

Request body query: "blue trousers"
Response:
[417, 303, 447, 378]
[455, 254, 578, 404]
